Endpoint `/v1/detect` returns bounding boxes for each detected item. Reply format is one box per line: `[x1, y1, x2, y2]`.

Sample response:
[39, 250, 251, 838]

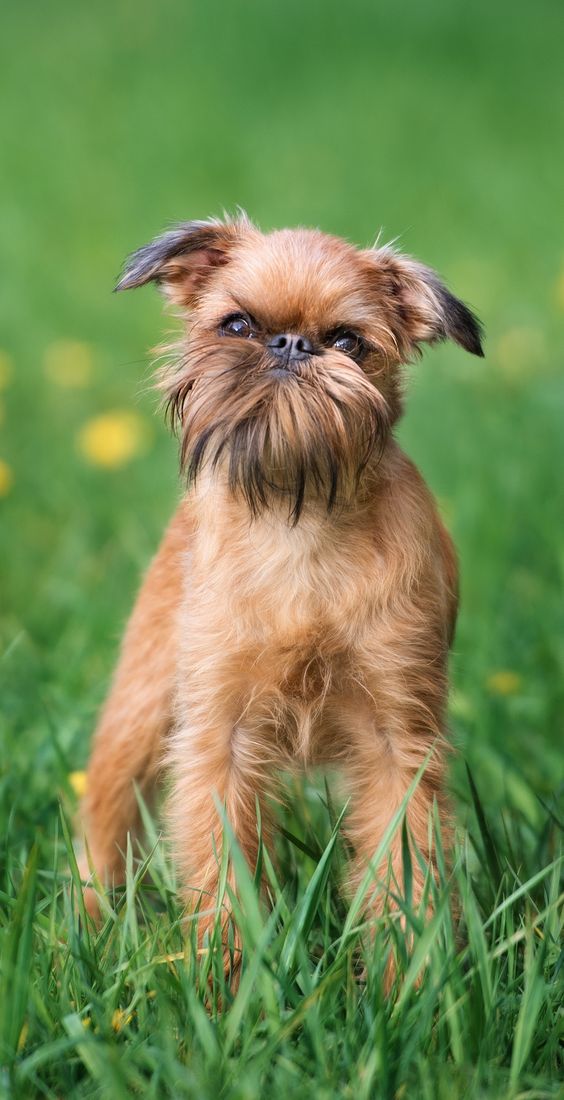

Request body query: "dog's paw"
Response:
[75, 853, 104, 923]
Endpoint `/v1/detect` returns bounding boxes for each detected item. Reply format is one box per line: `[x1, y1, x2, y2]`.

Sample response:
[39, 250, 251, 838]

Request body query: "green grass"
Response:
[0, 780, 562, 1098]
[0, 0, 563, 1096]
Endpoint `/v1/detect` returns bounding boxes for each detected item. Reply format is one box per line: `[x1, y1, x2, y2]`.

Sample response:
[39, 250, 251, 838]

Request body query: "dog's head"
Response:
[117, 215, 483, 521]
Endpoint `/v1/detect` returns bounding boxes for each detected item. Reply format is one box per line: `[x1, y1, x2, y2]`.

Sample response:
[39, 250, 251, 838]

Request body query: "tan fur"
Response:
[80, 216, 482, 986]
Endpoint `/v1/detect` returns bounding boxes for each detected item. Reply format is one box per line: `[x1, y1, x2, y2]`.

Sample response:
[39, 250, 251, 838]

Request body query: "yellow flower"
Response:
[487, 671, 522, 696]
[112, 1008, 133, 1032]
[17, 1021, 28, 1052]
[44, 340, 93, 388]
[0, 350, 13, 390]
[0, 460, 13, 497]
[77, 411, 151, 469]
[82, 1016, 92, 1029]
[69, 770, 88, 798]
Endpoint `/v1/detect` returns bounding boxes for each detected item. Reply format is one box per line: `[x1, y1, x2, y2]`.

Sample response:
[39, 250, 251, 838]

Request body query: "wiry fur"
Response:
[80, 215, 482, 988]
[163, 338, 389, 522]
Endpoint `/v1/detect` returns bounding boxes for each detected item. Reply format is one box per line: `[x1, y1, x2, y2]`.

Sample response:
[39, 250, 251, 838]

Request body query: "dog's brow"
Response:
[227, 295, 262, 324]
[324, 321, 369, 337]
[224, 298, 366, 340]
[223, 297, 300, 336]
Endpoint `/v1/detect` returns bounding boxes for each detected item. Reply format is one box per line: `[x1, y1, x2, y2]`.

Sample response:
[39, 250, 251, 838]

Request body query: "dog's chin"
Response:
[164, 346, 390, 523]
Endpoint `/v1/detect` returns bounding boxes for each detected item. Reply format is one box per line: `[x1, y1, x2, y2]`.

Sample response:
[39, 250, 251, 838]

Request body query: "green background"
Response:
[0, 2, 562, 1095]
[2, 0, 562, 809]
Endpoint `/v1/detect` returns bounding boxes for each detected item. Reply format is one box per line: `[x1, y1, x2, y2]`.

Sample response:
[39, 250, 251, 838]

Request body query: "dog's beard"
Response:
[162, 339, 390, 522]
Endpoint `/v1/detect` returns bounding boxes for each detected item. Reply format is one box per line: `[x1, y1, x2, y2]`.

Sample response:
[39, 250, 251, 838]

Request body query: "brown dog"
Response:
[80, 214, 482, 973]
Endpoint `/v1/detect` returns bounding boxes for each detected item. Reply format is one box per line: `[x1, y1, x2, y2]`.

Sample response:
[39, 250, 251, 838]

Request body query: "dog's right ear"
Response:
[115, 216, 250, 306]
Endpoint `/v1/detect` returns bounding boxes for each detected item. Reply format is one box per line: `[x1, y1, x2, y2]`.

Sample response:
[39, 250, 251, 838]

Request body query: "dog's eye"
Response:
[329, 329, 366, 359]
[220, 313, 255, 338]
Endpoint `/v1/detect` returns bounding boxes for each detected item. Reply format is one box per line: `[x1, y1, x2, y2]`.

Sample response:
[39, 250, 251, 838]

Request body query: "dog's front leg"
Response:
[166, 704, 279, 975]
[340, 637, 450, 986]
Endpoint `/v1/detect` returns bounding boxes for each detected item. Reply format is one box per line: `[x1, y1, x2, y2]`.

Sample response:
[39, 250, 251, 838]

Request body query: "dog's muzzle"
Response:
[267, 332, 314, 371]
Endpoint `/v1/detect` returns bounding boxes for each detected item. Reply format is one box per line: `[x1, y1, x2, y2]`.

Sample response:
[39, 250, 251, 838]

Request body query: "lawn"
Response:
[0, 0, 563, 1096]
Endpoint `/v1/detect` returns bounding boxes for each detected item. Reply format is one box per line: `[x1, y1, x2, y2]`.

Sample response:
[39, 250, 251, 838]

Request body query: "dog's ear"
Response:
[115, 216, 250, 306]
[366, 246, 484, 359]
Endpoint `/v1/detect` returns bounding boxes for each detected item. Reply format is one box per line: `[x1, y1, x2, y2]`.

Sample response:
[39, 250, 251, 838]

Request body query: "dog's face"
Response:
[118, 216, 483, 521]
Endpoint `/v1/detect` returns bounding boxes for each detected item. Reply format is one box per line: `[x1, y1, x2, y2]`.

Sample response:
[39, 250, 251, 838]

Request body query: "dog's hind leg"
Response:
[78, 501, 190, 912]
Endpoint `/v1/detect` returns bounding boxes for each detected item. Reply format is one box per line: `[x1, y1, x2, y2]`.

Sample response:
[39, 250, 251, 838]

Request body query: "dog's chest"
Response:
[191, 509, 384, 651]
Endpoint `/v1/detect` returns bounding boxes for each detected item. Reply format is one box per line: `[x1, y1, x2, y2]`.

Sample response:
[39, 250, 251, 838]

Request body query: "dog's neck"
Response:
[181, 440, 413, 648]
[187, 438, 397, 537]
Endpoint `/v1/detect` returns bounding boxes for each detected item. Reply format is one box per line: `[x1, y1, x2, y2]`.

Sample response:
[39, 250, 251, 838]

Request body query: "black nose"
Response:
[268, 332, 314, 363]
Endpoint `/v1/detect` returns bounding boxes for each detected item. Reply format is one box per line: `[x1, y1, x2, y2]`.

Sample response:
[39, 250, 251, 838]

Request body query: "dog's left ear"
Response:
[115, 216, 251, 306]
[365, 246, 484, 358]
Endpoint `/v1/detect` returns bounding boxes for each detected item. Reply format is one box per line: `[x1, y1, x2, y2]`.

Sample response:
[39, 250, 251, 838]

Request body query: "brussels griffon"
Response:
[80, 214, 483, 977]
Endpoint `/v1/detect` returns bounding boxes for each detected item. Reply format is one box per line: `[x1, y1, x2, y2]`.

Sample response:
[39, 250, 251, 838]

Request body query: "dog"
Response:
[79, 214, 483, 982]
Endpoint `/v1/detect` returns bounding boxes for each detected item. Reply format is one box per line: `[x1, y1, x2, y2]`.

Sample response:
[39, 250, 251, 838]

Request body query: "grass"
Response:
[0, 0, 563, 1096]
[0, 777, 562, 1098]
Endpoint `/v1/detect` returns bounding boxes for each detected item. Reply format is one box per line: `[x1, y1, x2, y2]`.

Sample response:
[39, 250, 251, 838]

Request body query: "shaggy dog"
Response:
[80, 215, 483, 983]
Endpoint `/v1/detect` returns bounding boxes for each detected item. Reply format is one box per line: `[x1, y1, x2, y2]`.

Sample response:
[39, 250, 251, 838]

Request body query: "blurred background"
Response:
[1, 0, 563, 835]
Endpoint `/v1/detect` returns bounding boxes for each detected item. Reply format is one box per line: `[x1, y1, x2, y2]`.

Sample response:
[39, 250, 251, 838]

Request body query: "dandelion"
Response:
[69, 771, 88, 798]
[0, 350, 13, 390]
[77, 411, 151, 469]
[112, 1008, 133, 1032]
[486, 670, 522, 696]
[44, 340, 93, 388]
[0, 460, 13, 497]
[17, 1021, 28, 1052]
